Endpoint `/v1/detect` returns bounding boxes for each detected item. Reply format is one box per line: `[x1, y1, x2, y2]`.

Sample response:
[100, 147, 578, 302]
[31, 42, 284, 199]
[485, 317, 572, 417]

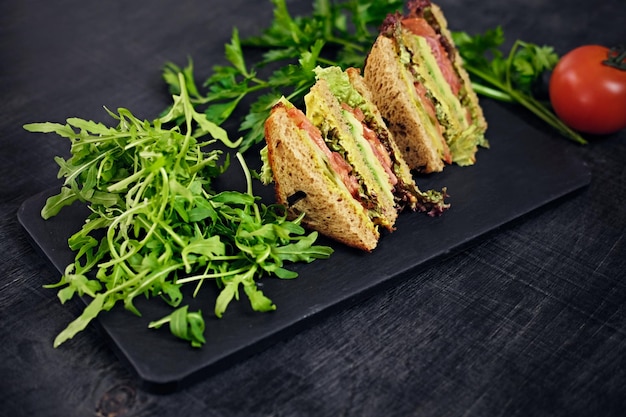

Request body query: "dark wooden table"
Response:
[1, 0, 625, 416]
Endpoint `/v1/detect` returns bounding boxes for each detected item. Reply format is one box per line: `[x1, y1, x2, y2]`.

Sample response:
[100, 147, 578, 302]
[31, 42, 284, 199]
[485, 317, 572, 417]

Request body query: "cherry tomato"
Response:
[549, 45, 626, 135]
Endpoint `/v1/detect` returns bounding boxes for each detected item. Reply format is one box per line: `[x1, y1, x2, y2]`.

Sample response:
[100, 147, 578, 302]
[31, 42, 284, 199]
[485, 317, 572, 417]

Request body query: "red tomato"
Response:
[549, 45, 626, 135]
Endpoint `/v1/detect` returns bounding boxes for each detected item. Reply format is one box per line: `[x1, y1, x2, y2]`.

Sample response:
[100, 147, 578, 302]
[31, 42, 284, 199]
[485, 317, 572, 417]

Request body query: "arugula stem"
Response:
[176, 266, 251, 284]
[188, 154, 220, 174]
[180, 90, 194, 164]
[127, 172, 156, 208]
[123, 263, 184, 306]
[236, 152, 261, 222]
[107, 167, 148, 192]
[153, 216, 188, 248]
[100, 202, 150, 267]
[64, 152, 110, 187]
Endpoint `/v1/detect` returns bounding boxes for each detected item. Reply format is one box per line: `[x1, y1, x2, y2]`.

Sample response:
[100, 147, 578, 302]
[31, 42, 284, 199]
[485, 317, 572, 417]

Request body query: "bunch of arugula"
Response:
[451, 27, 587, 144]
[23, 73, 333, 348]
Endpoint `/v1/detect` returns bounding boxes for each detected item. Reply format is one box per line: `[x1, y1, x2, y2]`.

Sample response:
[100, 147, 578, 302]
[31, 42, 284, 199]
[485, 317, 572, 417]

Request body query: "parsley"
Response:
[23, 73, 333, 348]
[451, 27, 587, 145]
[165, 2, 584, 150]
[162, 0, 404, 152]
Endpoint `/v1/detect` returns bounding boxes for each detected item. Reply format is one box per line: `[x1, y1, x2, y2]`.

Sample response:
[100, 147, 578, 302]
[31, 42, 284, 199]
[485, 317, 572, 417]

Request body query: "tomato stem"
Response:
[603, 45, 626, 70]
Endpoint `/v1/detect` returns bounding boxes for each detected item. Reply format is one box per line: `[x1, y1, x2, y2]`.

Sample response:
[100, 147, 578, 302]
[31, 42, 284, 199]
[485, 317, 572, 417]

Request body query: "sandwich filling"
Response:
[284, 104, 360, 199]
[313, 66, 420, 211]
[381, 1, 487, 166]
[262, 98, 390, 228]
[304, 92, 392, 229]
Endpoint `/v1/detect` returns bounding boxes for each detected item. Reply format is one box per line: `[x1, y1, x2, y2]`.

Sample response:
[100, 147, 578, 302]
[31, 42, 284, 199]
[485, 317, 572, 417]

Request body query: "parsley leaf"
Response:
[161, 0, 404, 152]
[451, 27, 587, 144]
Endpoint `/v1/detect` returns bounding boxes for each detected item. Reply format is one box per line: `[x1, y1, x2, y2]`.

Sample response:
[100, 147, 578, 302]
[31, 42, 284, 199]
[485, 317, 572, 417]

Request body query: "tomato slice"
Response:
[341, 103, 398, 186]
[413, 82, 452, 164]
[287, 107, 360, 198]
[401, 17, 461, 96]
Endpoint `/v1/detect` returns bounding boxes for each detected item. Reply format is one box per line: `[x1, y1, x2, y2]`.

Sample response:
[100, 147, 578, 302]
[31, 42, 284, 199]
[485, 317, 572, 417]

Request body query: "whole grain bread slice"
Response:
[364, 35, 446, 173]
[264, 101, 380, 251]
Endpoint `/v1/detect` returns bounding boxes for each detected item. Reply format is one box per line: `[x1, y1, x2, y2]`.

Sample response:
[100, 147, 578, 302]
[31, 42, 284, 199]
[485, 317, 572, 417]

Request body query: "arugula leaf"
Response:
[149, 305, 206, 348]
[39, 186, 79, 219]
[53, 293, 106, 347]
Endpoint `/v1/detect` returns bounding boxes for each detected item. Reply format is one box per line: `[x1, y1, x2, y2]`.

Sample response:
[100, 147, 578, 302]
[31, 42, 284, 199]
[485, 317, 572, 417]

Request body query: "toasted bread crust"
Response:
[364, 35, 445, 173]
[264, 102, 379, 251]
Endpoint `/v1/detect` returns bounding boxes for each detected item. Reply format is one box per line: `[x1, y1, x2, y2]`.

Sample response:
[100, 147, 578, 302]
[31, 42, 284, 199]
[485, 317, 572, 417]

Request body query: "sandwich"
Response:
[262, 66, 448, 251]
[363, 0, 488, 173]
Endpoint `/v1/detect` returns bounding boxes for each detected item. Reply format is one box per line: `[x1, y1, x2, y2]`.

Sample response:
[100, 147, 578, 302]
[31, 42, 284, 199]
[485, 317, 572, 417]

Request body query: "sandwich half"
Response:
[364, 0, 488, 173]
[262, 66, 449, 251]
[263, 98, 382, 251]
[311, 66, 448, 216]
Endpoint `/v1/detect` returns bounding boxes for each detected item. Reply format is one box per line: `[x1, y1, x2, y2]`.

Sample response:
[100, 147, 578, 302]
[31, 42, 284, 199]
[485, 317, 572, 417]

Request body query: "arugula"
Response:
[23, 73, 333, 348]
[162, 0, 405, 152]
[451, 27, 588, 145]
[149, 305, 206, 348]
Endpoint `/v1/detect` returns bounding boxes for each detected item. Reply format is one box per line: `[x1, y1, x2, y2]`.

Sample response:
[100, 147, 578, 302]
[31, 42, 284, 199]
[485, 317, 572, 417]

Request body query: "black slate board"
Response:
[17, 100, 591, 393]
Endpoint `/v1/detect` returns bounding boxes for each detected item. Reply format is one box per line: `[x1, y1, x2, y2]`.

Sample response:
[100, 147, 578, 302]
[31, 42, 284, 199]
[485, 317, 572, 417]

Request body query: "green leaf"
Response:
[23, 122, 77, 139]
[192, 111, 242, 148]
[271, 267, 299, 279]
[273, 232, 334, 263]
[53, 293, 106, 348]
[224, 28, 249, 77]
[204, 99, 243, 126]
[41, 187, 79, 219]
[159, 279, 184, 307]
[451, 26, 505, 70]
[149, 305, 206, 348]
[211, 190, 256, 206]
[67, 118, 115, 136]
[299, 39, 325, 73]
[182, 235, 226, 272]
[237, 92, 282, 152]
[243, 282, 276, 313]
[188, 198, 218, 222]
[214, 278, 239, 318]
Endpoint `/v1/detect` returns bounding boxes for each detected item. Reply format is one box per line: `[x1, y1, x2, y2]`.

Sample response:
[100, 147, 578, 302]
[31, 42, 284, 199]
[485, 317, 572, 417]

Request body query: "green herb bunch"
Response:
[163, 0, 405, 152]
[24, 73, 333, 348]
[451, 27, 587, 144]
[164, 0, 587, 151]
